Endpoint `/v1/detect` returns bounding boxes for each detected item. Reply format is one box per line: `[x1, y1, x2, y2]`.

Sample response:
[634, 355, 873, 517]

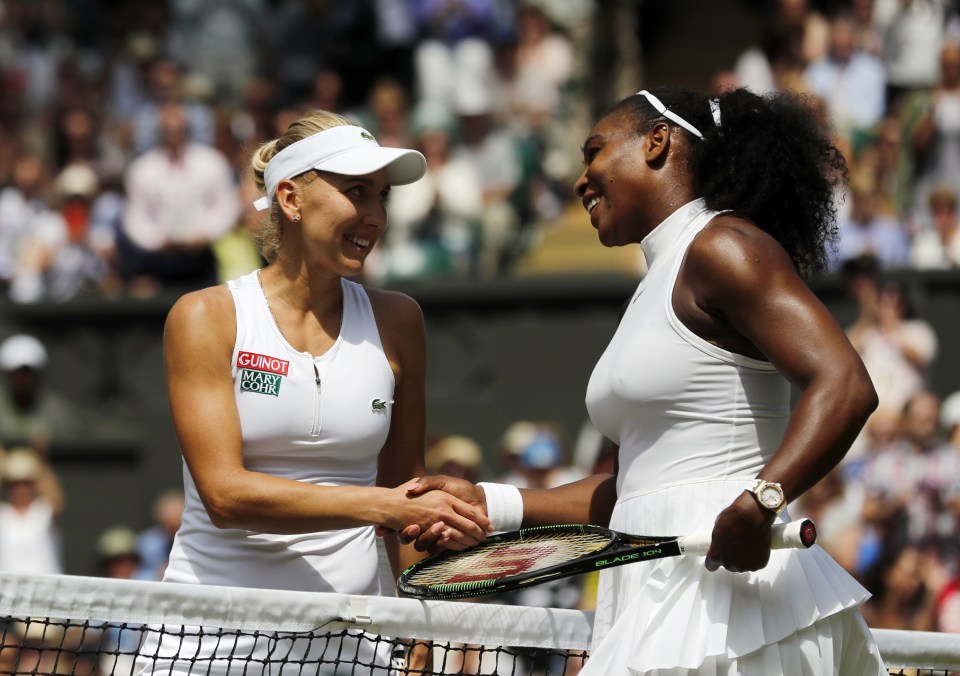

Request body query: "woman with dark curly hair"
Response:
[405, 86, 886, 674]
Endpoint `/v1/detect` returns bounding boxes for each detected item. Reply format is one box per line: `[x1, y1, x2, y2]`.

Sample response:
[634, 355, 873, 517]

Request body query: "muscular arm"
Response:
[523, 472, 619, 525]
[164, 288, 489, 540]
[681, 218, 878, 571]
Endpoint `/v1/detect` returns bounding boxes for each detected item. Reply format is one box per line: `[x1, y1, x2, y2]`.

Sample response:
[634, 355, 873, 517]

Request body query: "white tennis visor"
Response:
[253, 125, 427, 210]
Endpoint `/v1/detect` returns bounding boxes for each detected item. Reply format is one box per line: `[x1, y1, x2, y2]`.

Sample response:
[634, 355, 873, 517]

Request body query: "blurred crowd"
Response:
[719, 0, 960, 274]
[0, 0, 959, 302]
[0, 0, 594, 300]
[2, 0, 960, 666]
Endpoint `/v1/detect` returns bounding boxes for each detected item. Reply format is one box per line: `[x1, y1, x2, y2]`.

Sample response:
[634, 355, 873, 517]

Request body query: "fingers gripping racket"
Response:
[398, 519, 816, 600]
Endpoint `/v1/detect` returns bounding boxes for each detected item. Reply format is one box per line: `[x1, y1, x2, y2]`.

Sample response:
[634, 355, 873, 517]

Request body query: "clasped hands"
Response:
[377, 475, 777, 572]
[376, 475, 488, 552]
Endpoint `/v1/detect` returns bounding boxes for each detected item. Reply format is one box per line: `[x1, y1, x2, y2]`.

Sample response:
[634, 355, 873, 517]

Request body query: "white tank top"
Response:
[585, 199, 791, 499]
[0, 499, 61, 575]
[164, 271, 396, 594]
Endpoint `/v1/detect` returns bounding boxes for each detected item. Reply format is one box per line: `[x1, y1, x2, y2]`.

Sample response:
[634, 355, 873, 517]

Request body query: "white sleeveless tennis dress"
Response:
[139, 270, 396, 674]
[582, 200, 885, 675]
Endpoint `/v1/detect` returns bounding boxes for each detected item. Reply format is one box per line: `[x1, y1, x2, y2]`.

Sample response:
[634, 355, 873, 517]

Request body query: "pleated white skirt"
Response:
[582, 478, 885, 676]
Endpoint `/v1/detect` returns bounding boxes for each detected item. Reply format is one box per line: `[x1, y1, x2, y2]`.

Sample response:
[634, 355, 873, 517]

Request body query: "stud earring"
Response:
[292, 214, 301, 223]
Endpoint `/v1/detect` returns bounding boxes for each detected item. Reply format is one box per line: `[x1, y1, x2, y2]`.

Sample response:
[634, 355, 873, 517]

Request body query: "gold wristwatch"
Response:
[746, 479, 786, 515]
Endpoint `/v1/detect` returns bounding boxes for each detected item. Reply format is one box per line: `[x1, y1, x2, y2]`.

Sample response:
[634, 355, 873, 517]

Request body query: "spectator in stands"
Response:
[733, 2, 807, 94]
[264, 3, 386, 109]
[83, 167, 126, 297]
[0, 334, 81, 452]
[135, 489, 184, 581]
[425, 434, 484, 483]
[861, 390, 955, 559]
[412, 0, 500, 114]
[735, 0, 829, 94]
[211, 174, 267, 285]
[497, 420, 586, 491]
[349, 76, 416, 152]
[911, 183, 960, 268]
[120, 101, 241, 295]
[778, 0, 831, 65]
[0, 153, 68, 303]
[861, 544, 946, 631]
[934, 573, 960, 632]
[832, 172, 910, 270]
[510, 2, 575, 132]
[130, 56, 215, 156]
[933, 391, 960, 626]
[4, 1, 65, 119]
[0, 446, 65, 575]
[855, 116, 915, 221]
[940, 390, 960, 561]
[844, 268, 938, 416]
[377, 102, 484, 280]
[105, 32, 161, 128]
[942, 390, 960, 447]
[164, 0, 265, 107]
[804, 13, 887, 153]
[452, 86, 525, 275]
[95, 525, 146, 674]
[491, 2, 575, 225]
[849, 0, 886, 57]
[97, 525, 144, 580]
[905, 40, 960, 216]
[874, 0, 956, 105]
[45, 163, 115, 301]
[232, 75, 280, 151]
[52, 108, 99, 173]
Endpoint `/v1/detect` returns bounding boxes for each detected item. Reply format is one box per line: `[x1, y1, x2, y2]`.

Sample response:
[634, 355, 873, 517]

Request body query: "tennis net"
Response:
[0, 571, 957, 675]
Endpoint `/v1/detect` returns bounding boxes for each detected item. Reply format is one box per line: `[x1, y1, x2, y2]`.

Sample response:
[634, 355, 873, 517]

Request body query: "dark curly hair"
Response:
[607, 86, 848, 279]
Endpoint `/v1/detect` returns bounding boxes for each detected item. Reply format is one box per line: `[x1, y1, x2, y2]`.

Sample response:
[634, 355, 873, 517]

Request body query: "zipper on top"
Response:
[310, 361, 322, 438]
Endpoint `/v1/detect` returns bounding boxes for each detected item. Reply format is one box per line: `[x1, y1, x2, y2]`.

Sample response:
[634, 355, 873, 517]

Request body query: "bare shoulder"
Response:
[164, 285, 236, 356]
[365, 286, 425, 333]
[685, 214, 797, 295]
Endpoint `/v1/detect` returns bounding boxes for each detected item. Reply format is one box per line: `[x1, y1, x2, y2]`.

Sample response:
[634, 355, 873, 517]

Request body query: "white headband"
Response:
[636, 90, 705, 140]
[710, 98, 722, 128]
[253, 125, 427, 211]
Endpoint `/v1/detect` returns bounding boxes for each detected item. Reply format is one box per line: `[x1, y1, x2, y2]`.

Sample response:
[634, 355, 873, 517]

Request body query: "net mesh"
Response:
[0, 572, 957, 675]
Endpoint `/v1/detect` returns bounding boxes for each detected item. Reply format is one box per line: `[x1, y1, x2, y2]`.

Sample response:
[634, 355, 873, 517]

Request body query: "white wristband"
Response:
[478, 482, 524, 533]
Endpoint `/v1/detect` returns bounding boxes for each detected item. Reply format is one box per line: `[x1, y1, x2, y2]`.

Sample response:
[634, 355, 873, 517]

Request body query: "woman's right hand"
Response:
[382, 479, 491, 550]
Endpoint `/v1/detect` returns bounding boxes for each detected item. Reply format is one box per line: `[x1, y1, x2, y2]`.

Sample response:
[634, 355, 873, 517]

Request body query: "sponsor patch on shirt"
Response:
[237, 351, 289, 397]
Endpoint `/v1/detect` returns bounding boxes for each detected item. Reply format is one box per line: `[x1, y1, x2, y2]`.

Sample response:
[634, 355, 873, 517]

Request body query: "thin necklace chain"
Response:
[256, 270, 343, 346]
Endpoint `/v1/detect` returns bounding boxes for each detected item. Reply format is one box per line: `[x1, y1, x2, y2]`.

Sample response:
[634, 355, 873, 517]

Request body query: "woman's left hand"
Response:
[704, 491, 776, 573]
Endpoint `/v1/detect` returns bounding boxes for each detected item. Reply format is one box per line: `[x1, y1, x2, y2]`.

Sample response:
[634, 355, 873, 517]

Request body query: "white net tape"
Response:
[0, 572, 957, 674]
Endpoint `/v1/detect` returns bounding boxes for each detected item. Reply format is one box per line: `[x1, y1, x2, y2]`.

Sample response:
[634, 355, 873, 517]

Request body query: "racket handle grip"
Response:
[679, 518, 817, 556]
[774, 518, 817, 550]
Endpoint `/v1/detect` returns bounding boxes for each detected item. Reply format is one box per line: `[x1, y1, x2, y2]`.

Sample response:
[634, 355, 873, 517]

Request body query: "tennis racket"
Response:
[398, 519, 816, 600]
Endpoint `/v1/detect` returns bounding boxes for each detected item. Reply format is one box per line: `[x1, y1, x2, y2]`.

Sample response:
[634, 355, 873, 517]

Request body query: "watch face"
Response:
[758, 485, 783, 509]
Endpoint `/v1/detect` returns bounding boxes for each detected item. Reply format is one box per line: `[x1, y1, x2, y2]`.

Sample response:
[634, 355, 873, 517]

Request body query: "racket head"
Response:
[398, 524, 619, 600]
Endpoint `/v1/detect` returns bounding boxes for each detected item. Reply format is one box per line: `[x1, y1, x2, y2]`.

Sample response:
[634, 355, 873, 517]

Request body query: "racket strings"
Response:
[406, 531, 614, 587]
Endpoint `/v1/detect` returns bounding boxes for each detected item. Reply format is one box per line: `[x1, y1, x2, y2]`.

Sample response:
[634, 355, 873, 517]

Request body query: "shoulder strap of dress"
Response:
[340, 278, 385, 351]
